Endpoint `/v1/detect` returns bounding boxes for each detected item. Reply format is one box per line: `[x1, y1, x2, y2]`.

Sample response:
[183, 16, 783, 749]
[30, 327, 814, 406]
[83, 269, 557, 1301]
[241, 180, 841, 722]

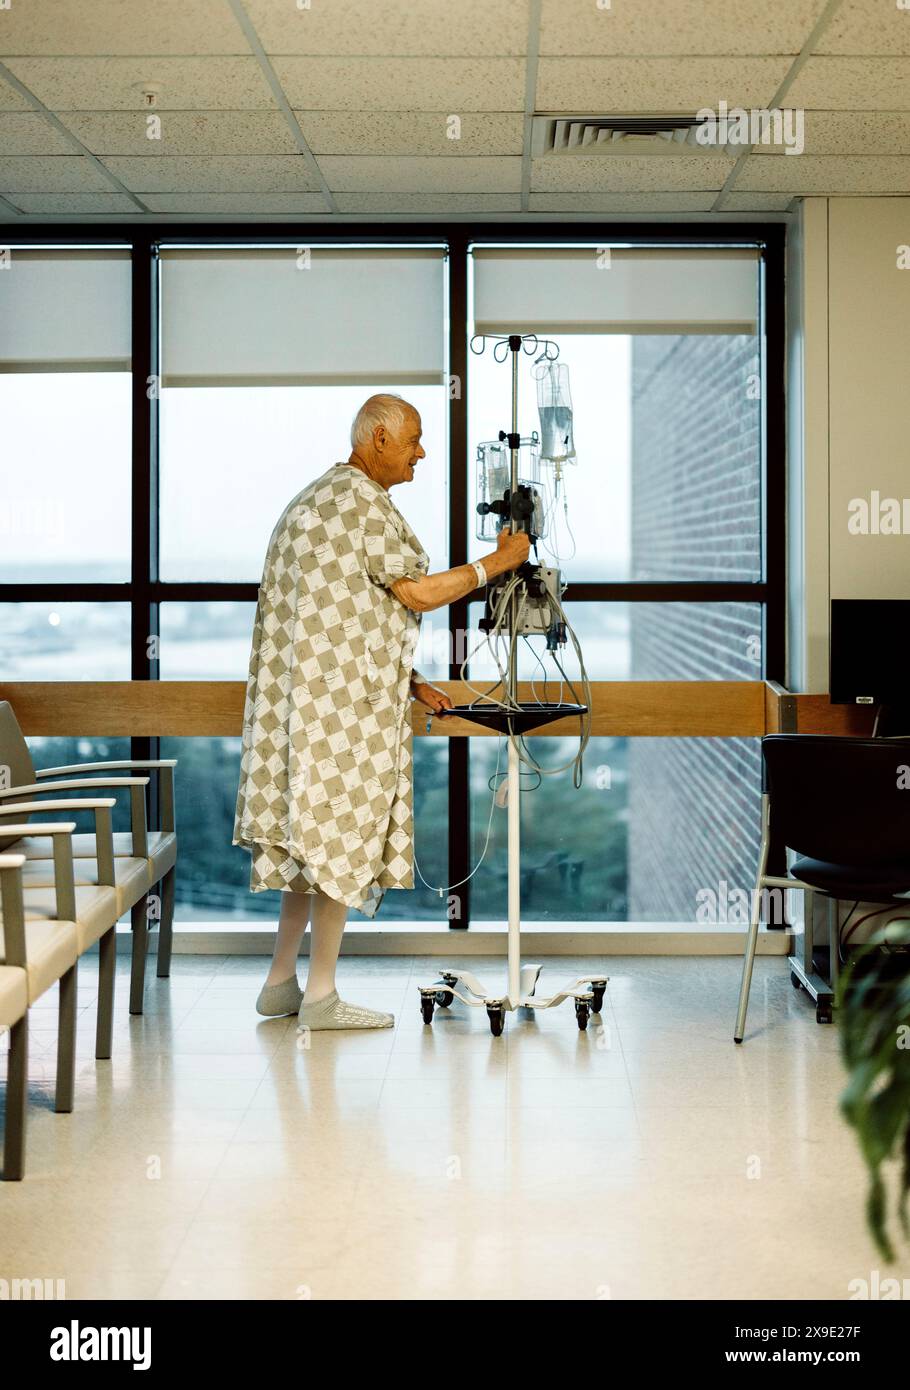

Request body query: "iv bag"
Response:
[475, 437, 548, 542]
[535, 361, 576, 465]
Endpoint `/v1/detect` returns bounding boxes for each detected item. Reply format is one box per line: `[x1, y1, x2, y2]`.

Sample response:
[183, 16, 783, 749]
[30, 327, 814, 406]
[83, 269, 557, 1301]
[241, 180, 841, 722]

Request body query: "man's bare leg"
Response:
[302, 888, 348, 1004]
[265, 890, 311, 986]
[298, 889, 394, 1030]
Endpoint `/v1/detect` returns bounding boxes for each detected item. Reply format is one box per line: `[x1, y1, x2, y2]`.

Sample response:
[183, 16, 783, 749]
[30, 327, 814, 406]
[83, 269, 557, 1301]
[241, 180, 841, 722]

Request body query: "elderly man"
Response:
[233, 394, 529, 1030]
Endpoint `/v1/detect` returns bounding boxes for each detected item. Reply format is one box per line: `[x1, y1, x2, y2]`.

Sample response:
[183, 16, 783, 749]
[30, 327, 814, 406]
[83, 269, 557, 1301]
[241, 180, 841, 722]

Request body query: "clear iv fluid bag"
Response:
[535, 362, 576, 465]
[475, 437, 548, 542]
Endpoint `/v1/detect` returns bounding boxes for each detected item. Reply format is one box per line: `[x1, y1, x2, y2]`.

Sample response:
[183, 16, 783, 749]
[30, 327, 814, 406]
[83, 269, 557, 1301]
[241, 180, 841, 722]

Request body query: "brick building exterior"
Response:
[627, 335, 764, 922]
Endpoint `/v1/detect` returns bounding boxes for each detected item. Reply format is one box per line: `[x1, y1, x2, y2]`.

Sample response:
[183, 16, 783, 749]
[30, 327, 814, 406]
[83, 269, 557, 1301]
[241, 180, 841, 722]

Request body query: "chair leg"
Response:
[129, 896, 149, 1015]
[55, 965, 77, 1114]
[157, 864, 175, 979]
[95, 925, 116, 1060]
[734, 891, 763, 1043]
[3, 1014, 28, 1180]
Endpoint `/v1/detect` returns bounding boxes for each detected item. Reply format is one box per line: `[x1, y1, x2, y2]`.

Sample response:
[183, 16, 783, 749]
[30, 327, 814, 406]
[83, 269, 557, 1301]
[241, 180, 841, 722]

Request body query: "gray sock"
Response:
[297, 988, 394, 1031]
[256, 975, 303, 1017]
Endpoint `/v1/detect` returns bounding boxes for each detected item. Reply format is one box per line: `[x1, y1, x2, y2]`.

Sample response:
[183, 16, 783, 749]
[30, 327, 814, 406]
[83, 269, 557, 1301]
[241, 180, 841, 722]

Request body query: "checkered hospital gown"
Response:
[232, 462, 430, 918]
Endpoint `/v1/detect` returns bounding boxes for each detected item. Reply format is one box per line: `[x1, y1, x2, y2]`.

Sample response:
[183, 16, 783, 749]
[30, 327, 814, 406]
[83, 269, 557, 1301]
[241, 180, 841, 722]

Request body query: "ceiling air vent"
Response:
[531, 115, 715, 156]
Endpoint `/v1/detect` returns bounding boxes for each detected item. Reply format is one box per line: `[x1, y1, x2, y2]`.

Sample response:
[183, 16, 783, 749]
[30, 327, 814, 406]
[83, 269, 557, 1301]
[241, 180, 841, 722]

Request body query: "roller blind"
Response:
[0, 248, 131, 371]
[471, 246, 760, 336]
[159, 246, 447, 387]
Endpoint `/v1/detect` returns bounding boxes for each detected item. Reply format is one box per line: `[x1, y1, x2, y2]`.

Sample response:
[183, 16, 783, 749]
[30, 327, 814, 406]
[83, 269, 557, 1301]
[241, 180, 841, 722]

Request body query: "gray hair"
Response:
[350, 393, 412, 449]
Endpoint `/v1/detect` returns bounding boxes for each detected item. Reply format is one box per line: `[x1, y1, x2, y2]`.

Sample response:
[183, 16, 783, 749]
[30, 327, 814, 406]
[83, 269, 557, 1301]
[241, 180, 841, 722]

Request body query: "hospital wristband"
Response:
[471, 560, 487, 589]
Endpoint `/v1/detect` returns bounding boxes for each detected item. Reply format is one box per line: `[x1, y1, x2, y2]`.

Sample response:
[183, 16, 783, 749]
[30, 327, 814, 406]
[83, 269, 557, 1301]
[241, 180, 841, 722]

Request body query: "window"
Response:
[154, 242, 449, 925]
[159, 602, 258, 680]
[470, 735, 629, 923]
[0, 229, 782, 932]
[158, 245, 449, 580]
[0, 602, 132, 680]
[0, 248, 132, 582]
[466, 242, 771, 924]
[159, 384, 447, 582]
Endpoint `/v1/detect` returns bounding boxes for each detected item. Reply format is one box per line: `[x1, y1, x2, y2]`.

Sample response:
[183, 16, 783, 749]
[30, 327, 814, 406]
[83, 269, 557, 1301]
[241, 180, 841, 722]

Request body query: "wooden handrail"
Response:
[1, 679, 769, 738]
[0, 679, 870, 738]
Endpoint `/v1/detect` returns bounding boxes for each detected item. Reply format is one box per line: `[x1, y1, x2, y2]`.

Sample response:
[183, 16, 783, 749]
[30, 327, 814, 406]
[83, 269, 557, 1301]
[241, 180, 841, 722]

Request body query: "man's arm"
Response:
[390, 530, 530, 614]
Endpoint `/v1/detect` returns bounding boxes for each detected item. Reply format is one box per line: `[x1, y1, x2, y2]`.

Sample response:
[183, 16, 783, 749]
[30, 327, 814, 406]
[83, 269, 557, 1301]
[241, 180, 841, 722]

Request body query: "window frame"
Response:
[0, 222, 785, 930]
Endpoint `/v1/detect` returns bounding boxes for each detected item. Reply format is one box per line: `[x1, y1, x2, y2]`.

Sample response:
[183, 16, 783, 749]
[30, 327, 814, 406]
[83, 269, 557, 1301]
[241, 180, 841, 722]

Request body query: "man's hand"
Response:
[410, 679, 454, 716]
[495, 526, 531, 571]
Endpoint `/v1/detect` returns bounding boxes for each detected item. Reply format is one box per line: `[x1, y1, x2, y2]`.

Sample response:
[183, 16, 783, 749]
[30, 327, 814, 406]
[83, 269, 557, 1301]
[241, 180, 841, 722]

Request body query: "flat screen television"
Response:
[830, 599, 910, 705]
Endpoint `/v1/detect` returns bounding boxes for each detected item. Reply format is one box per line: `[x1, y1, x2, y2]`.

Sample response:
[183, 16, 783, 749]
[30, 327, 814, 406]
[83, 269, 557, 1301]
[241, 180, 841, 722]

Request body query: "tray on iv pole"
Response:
[441, 702, 587, 735]
[417, 329, 607, 1037]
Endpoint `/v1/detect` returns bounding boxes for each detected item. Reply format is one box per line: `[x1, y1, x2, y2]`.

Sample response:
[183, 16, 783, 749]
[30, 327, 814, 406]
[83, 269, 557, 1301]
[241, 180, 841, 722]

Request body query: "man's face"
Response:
[376, 409, 425, 487]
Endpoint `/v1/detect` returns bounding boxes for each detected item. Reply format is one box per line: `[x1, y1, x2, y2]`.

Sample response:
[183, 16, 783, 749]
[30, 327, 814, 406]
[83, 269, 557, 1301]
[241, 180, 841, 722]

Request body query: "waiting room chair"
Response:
[0, 818, 114, 1177]
[735, 734, 910, 1043]
[0, 701, 177, 1013]
[0, 801, 120, 1107]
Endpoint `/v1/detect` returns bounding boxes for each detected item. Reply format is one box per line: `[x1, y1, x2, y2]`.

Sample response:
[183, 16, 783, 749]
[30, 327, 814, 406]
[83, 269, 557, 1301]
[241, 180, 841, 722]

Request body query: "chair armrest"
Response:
[0, 821, 78, 833]
[36, 761, 177, 775]
[0, 780, 148, 860]
[0, 823, 79, 934]
[36, 762, 177, 834]
[0, 802, 116, 894]
[0, 778, 149, 797]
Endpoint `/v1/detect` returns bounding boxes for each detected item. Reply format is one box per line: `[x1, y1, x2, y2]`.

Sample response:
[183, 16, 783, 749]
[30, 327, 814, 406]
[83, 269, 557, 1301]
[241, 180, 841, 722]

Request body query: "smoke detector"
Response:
[531, 114, 720, 156]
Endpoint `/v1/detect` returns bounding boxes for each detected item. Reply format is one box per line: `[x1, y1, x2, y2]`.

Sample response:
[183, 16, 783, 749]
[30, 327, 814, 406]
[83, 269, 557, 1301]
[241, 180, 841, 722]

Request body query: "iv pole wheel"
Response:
[487, 1003, 506, 1037]
[420, 993, 435, 1025]
[435, 989, 454, 1007]
[575, 998, 590, 1031]
[589, 980, 606, 1013]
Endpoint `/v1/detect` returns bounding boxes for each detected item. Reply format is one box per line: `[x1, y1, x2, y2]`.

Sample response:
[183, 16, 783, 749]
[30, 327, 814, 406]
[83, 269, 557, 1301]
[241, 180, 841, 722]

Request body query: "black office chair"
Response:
[735, 734, 910, 1042]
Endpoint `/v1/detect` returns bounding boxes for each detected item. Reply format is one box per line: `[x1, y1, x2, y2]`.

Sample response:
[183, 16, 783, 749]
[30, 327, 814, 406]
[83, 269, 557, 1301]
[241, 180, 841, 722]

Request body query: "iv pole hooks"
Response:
[418, 332, 606, 1037]
[469, 331, 561, 365]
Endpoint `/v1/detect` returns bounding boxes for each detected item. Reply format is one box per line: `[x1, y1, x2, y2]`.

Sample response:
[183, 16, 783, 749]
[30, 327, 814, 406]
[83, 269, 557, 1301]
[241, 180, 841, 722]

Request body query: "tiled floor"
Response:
[1, 952, 907, 1300]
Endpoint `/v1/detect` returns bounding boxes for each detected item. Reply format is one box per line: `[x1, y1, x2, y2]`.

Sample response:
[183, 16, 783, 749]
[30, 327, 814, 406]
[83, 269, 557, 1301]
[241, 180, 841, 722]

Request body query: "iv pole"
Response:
[418, 333, 607, 1036]
[506, 335, 522, 1011]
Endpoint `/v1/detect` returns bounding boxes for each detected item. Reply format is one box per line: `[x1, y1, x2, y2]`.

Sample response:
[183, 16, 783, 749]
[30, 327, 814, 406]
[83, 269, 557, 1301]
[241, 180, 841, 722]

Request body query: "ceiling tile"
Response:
[0, 155, 116, 191]
[816, 0, 910, 55]
[0, 112, 76, 155]
[540, 0, 820, 56]
[333, 192, 521, 213]
[738, 154, 910, 192]
[10, 191, 140, 214]
[536, 57, 794, 112]
[318, 155, 521, 192]
[272, 57, 525, 111]
[747, 110, 910, 156]
[786, 57, 910, 110]
[531, 154, 734, 192]
[0, 76, 33, 110]
[57, 111, 299, 155]
[528, 191, 718, 211]
[296, 111, 524, 156]
[98, 155, 321, 192]
[721, 191, 796, 210]
[0, 0, 245, 54]
[141, 193, 328, 213]
[3, 57, 277, 110]
[246, 0, 528, 56]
